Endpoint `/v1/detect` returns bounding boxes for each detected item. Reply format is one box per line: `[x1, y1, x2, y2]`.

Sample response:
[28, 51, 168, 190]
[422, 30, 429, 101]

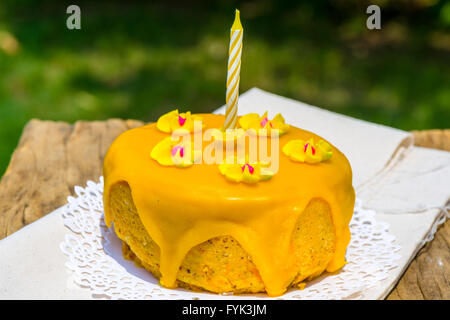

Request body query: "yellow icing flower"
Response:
[151, 137, 195, 168]
[282, 138, 333, 164]
[238, 111, 290, 136]
[219, 160, 274, 183]
[156, 109, 203, 133]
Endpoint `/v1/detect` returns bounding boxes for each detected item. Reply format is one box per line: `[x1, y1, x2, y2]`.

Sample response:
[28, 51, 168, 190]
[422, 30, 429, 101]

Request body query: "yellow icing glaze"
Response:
[103, 113, 355, 296]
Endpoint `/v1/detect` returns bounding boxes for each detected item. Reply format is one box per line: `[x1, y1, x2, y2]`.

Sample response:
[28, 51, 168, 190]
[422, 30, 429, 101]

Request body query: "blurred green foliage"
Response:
[0, 0, 449, 177]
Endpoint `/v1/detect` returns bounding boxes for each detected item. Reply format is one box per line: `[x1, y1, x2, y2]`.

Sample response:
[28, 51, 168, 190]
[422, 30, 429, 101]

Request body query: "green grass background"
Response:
[0, 0, 449, 177]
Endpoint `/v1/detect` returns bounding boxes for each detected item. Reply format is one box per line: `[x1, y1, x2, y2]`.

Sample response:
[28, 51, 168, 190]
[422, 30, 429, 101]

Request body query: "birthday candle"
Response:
[224, 9, 243, 129]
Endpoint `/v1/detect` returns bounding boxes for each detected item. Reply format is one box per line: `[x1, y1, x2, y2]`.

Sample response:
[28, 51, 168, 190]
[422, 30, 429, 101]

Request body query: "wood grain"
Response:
[412, 129, 450, 152]
[0, 119, 448, 299]
[387, 218, 449, 300]
[0, 119, 143, 238]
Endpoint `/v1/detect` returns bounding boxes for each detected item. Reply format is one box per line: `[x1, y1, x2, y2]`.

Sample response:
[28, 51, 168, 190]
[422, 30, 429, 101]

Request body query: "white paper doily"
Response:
[60, 177, 401, 300]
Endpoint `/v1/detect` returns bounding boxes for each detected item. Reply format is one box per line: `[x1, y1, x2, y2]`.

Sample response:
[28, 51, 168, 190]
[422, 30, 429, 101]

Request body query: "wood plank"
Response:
[387, 216, 449, 300]
[386, 129, 450, 299]
[412, 129, 450, 152]
[0, 119, 144, 239]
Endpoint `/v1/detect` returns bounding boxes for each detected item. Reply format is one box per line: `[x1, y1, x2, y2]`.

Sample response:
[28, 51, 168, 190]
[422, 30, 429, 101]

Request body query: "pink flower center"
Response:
[178, 115, 186, 126]
[241, 163, 255, 174]
[171, 146, 184, 158]
[260, 117, 269, 128]
[304, 143, 315, 155]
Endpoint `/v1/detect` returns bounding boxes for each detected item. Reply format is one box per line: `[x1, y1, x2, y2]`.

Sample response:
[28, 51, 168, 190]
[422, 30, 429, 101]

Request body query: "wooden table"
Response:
[0, 119, 448, 299]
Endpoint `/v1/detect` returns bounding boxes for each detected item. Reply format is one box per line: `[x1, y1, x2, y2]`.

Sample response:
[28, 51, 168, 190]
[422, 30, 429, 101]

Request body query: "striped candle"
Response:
[224, 9, 243, 130]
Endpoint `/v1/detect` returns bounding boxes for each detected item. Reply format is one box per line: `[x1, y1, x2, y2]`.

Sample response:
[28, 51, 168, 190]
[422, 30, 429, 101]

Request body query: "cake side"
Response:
[109, 181, 336, 294]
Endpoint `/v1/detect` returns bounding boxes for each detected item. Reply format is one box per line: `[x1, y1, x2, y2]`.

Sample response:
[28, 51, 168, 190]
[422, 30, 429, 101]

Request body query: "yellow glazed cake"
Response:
[103, 112, 355, 297]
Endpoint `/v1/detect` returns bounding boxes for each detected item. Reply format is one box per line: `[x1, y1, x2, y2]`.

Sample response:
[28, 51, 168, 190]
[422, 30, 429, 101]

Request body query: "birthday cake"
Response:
[103, 110, 355, 297]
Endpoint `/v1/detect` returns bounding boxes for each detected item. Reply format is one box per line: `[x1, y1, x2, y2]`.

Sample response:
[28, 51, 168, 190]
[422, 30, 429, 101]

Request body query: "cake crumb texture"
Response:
[110, 181, 336, 294]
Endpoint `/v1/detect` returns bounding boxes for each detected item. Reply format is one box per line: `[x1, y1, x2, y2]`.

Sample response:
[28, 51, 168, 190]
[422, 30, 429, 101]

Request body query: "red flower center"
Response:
[241, 163, 255, 174]
[171, 146, 184, 158]
[304, 143, 315, 155]
[260, 117, 269, 128]
[178, 115, 186, 126]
